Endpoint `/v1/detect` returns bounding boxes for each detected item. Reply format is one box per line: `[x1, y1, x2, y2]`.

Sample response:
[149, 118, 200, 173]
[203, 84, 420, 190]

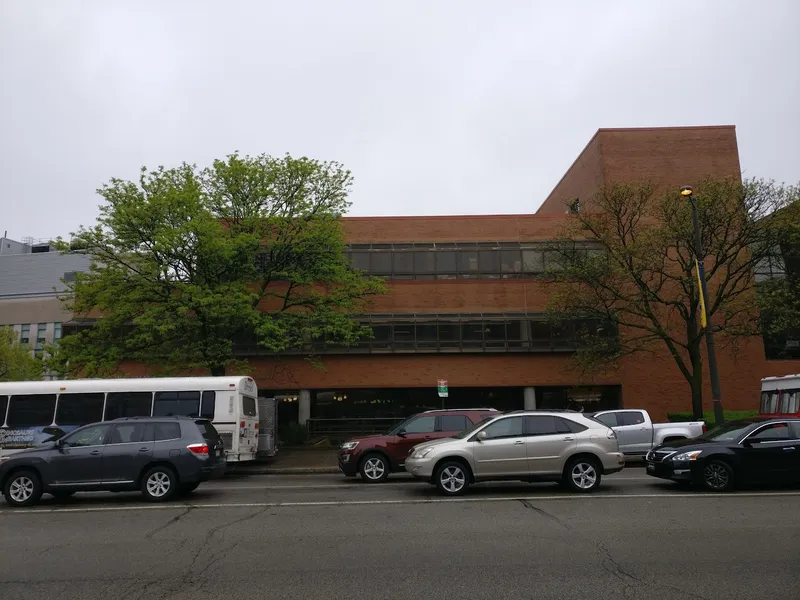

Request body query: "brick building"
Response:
[225, 125, 799, 429]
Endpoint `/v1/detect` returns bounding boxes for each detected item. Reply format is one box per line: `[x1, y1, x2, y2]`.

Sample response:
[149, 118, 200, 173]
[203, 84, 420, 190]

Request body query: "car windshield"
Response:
[452, 416, 496, 439]
[699, 420, 759, 442]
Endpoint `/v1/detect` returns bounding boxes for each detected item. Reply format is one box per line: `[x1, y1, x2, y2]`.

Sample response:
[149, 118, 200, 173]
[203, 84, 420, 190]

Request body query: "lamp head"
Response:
[680, 185, 694, 197]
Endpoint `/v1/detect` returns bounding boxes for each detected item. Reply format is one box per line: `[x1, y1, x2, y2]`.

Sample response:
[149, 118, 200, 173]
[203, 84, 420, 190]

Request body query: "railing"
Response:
[306, 417, 406, 440]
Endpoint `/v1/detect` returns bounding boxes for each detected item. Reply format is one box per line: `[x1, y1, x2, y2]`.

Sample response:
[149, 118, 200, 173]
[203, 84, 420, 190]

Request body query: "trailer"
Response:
[257, 396, 279, 458]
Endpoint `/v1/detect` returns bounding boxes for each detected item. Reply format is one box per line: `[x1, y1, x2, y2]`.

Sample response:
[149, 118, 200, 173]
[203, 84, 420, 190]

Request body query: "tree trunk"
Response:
[210, 365, 226, 376]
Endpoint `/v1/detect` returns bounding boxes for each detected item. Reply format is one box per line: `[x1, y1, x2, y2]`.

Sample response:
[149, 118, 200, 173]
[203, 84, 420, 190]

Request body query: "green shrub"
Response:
[666, 410, 759, 428]
[279, 422, 308, 446]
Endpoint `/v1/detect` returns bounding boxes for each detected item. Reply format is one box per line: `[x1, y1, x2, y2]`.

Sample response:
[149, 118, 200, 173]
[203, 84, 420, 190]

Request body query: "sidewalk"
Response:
[229, 448, 340, 474]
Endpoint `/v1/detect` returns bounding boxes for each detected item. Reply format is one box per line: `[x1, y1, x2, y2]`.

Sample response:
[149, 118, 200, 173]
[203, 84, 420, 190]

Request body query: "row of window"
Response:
[236, 317, 614, 355]
[343, 245, 585, 279]
[395, 413, 587, 439]
[14, 322, 62, 357]
[62, 421, 183, 448]
[760, 389, 800, 415]
[0, 391, 218, 429]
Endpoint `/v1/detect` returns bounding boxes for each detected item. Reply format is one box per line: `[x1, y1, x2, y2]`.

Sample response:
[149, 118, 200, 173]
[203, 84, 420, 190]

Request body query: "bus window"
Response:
[200, 391, 216, 420]
[242, 395, 257, 417]
[104, 392, 153, 420]
[55, 393, 105, 426]
[779, 389, 799, 414]
[153, 391, 201, 417]
[0, 396, 8, 427]
[7, 394, 57, 427]
[761, 391, 779, 414]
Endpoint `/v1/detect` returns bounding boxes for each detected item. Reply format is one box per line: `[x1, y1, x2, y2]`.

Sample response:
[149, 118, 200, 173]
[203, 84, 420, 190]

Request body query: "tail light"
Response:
[187, 443, 209, 455]
[240, 421, 245, 428]
[255, 423, 259, 429]
[702, 424, 708, 433]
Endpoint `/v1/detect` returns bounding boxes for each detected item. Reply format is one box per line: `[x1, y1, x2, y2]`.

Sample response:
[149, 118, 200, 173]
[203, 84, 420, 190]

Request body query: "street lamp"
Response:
[681, 185, 725, 425]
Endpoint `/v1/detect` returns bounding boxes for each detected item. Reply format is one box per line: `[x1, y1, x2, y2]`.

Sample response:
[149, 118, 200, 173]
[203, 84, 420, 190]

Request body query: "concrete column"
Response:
[298, 390, 311, 425]
[523, 387, 536, 410]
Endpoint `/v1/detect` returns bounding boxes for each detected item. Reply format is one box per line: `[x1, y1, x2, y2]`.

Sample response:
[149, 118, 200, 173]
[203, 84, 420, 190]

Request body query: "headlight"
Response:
[412, 446, 436, 459]
[671, 450, 702, 462]
[340, 441, 359, 451]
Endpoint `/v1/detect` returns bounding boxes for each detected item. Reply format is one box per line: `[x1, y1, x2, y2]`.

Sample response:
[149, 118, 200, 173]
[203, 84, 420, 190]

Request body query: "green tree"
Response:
[546, 178, 797, 419]
[0, 327, 43, 381]
[51, 153, 385, 377]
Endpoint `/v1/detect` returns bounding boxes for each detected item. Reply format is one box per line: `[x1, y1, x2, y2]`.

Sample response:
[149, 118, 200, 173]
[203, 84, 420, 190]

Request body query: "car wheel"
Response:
[3, 470, 43, 507]
[179, 483, 200, 496]
[434, 461, 470, 496]
[564, 457, 601, 493]
[701, 460, 734, 492]
[141, 466, 178, 502]
[50, 491, 76, 502]
[359, 454, 390, 483]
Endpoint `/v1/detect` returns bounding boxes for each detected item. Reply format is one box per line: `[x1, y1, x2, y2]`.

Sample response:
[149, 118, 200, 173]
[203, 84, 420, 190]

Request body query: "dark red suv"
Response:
[338, 408, 499, 482]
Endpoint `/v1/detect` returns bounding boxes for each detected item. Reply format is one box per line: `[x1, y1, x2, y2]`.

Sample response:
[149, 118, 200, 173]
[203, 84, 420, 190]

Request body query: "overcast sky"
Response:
[1, 1, 798, 240]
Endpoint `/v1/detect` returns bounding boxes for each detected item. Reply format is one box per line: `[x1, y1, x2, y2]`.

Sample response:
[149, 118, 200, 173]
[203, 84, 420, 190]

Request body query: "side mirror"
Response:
[396, 429, 407, 438]
[476, 431, 487, 442]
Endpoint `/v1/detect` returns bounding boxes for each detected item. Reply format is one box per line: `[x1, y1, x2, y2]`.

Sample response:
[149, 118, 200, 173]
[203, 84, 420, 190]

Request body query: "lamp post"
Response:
[681, 185, 725, 425]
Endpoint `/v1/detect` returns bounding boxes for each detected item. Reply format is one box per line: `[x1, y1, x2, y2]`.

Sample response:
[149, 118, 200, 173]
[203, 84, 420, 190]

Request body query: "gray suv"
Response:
[0, 416, 226, 507]
[404, 410, 624, 495]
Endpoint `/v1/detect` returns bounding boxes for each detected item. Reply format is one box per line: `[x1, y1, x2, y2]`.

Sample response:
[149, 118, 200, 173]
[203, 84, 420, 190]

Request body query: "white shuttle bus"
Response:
[0, 376, 260, 462]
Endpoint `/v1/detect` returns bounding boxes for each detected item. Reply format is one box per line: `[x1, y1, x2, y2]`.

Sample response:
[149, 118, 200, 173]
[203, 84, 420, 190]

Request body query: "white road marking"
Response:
[3, 491, 800, 515]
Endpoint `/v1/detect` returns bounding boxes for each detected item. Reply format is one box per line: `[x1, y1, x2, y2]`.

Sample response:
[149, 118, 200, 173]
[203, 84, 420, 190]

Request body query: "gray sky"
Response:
[1, 1, 798, 240]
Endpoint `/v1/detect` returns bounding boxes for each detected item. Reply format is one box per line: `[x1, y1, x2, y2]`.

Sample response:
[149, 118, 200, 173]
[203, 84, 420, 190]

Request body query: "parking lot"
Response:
[2, 471, 799, 600]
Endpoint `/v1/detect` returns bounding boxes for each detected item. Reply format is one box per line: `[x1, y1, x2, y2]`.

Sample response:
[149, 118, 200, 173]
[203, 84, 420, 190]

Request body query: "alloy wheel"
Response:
[570, 462, 597, 490]
[146, 472, 172, 498]
[440, 466, 466, 494]
[9, 477, 34, 503]
[703, 463, 730, 490]
[363, 457, 386, 480]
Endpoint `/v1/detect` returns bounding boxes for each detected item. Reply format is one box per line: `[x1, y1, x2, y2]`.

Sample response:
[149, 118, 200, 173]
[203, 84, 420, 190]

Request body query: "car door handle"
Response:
[90, 450, 101, 456]
[513, 440, 524, 445]
[783, 447, 796, 451]
[563, 436, 575, 441]
[424, 436, 433, 440]
[138, 447, 150, 452]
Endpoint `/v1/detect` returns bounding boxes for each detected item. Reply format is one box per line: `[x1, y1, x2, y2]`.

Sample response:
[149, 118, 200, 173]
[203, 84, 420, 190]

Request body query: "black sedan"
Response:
[645, 418, 800, 492]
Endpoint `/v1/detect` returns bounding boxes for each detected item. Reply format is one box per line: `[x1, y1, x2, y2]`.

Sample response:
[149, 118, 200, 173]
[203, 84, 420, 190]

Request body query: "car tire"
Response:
[700, 459, 734, 492]
[50, 491, 76, 502]
[434, 460, 471, 496]
[359, 453, 390, 483]
[179, 483, 200, 496]
[3, 470, 43, 508]
[563, 457, 602, 493]
[141, 466, 178, 502]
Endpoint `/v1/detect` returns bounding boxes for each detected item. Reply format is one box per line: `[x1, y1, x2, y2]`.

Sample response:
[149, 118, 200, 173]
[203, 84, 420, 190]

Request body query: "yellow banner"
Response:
[695, 258, 707, 329]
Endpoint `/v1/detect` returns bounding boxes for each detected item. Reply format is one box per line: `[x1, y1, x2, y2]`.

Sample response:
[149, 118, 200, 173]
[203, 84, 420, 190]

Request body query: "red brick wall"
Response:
[537, 131, 605, 214]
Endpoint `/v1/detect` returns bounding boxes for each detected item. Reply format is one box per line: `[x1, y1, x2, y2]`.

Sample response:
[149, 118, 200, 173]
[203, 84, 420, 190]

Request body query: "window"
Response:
[393, 252, 414, 274]
[484, 321, 506, 348]
[371, 324, 391, 349]
[370, 252, 392, 274]
[439, 415, 469, 432]
[522, 249, 544, 273]
[558, 417, 588, 433]
[478, 250, 500, 276]
[349, 252, 370, 271]
[0, 396, 7, 426]
[53, 322, 62, 341]
[20, 324, 30, 345]
[108, 422, 150, 444]
[619, 411, 646, 426]
[242, 396, 257, 417]
[482, 416, 524, 439]
[749, 423, 791, 441]
[461, 322, 484, 347]
[435, 251, 457, 277]
[526, 415, 569, 436]
[402, 415, 436, 434]
[760, 392, 779, 414]
[201, 391, 216, 420]
[437, 322, 460, 348]
[459, 251, 479, 276]
[392, 323, 415, 348]
[544, 250, 564, 272]
[153, 391, 201, 417]
[55, 393, 105, 426]
[154, 422, 181, 441]
[62, 424, 110, 447]
[779, 389, 799, 414]
[414, 251, 435, 275]
[506, 321, 526, 347]
[104, 392, 153, 420]
[7, 395, 57, 427]
[415, 323, 438, 348]
[500, 249, 522, 276]
[594, 413, 619, 427]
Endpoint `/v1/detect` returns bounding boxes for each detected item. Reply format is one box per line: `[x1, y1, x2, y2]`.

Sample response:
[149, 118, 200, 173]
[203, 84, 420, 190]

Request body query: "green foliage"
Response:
[279, 422, 309, 446]
[50, 153, 386, 377]
[0, 327, 43, 381]
[547, 178, 797, 417]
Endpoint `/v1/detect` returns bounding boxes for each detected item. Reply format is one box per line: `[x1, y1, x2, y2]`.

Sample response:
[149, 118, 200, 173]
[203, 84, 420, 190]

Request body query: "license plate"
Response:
[646, 463, 655, 472]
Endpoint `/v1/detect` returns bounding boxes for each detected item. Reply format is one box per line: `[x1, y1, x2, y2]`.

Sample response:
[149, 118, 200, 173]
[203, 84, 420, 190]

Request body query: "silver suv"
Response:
[404, 410, 624, 495]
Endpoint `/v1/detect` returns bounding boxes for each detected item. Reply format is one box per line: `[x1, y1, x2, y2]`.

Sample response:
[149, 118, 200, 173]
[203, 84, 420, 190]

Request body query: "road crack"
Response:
[518, 499, 572, 530]
[144, 506, 193, 540]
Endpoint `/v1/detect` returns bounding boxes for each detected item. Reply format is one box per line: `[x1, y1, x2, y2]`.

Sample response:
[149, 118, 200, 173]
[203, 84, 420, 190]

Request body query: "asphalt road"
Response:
[1, 472, 799, 600]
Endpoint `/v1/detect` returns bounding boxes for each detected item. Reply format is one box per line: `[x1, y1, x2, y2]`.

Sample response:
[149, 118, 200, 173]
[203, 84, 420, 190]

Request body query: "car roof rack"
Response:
[422, 408, 499, 413]
[112, 415, 192, 421]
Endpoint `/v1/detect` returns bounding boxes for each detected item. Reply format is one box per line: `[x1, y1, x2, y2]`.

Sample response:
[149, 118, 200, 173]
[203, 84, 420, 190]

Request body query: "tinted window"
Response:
[7, 395, 57, 427]
[109, 422, 149, 444]
[55, 393, 105, 426]
[526, 415, 570, 436]
[195, 420, 221, 441]
[403, 416, 436, 434]
[201, 391, 216, 420]
[558, 417, 588, 433]
[104, 392, 153, 420]
[750, 423, 791, 441]
[154, 422, 181, 441]
[242, 396, 257, 417]
[790, 422, 800, 439]
[482, 416, 524, 439]
[595, 413, 619, 427]
[619, 411, 645, 426]
[439, 415, 468, 432]
[0, 396, 7, 426]
[154, 391, 200, 417]
[62, 424, 109, 447]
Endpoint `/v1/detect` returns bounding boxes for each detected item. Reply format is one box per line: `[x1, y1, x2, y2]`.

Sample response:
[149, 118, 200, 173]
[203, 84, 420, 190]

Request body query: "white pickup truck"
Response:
[589, 409, 706, 458]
